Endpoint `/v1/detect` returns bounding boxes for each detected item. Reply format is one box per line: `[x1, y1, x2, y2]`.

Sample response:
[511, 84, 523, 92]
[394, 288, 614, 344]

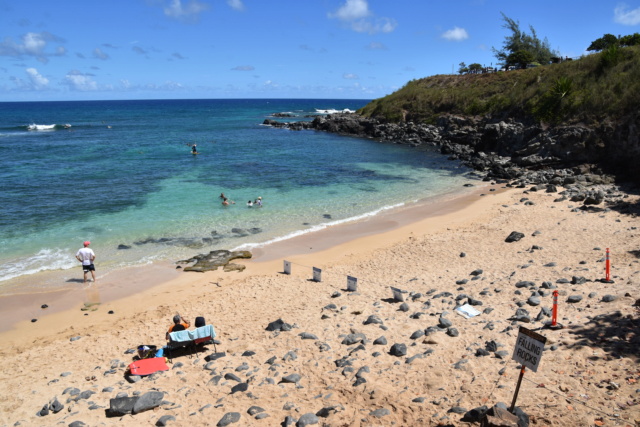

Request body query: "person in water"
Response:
[255, 196, 262, 207]
[192, 144, 197, 153]
[247, 200, 253, 207]
[75, 241, 96, 283]
[222, 197, 235, 206]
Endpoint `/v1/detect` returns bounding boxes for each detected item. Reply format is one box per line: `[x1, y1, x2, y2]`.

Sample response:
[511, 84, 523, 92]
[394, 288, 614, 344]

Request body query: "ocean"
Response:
[0, 99, 477, 295]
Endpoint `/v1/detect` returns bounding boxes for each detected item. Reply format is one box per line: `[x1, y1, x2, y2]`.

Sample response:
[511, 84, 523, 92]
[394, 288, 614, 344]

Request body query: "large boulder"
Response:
[179, 250, 252, 273]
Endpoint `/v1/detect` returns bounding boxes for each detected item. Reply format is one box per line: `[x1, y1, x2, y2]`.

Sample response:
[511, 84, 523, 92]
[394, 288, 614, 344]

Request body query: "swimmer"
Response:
[247, 200, 253, 207]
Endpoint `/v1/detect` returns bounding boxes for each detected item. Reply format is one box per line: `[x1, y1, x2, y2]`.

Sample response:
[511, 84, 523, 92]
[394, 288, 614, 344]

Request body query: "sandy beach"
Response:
[1, 182, 639, 427]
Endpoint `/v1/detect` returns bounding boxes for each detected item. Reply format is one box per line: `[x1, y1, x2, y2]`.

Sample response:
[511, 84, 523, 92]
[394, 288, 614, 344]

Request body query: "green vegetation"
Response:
[588, 32, 640, 51]
[458, 62, 483, 74]
[358, 45, 640, 126]
[492, 13, 557, 68]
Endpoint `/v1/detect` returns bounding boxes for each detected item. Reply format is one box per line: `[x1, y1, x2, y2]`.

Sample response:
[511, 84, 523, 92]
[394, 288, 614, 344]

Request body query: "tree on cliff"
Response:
[468, 63, 483, 73]
[492, 12, 557, 66]
[587, 34, 619, 52]
[588, 33, 640, 51]
[508, 50, 535, 69]
[619, 33, 640, 47]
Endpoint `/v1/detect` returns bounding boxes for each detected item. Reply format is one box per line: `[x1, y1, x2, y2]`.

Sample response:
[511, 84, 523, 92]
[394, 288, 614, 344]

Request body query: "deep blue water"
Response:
[0, 99, 476, 293]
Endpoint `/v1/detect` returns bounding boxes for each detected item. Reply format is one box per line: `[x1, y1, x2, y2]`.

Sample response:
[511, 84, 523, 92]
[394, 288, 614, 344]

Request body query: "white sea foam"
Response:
[27, 124, 56, 130]
[232, 201, 405, 252]
[314, 108, 355, 114]
[0, 248, 76, 282]
[26, 123, 71, 131]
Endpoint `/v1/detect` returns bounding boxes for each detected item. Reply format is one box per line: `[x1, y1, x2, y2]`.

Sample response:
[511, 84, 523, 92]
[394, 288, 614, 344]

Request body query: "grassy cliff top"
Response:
[358, 45, 640, 126]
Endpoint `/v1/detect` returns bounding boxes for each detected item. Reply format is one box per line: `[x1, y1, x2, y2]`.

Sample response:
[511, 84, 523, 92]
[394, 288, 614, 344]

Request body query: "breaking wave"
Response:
[26, 123, 72, 131]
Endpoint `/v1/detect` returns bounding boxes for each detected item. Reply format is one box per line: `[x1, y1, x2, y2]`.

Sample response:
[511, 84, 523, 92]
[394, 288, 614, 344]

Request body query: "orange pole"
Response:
[551, 290, 559, 327]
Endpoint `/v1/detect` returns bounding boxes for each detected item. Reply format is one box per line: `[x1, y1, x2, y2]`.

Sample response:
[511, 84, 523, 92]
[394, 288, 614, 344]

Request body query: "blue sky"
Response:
[1, 0, 639, 101]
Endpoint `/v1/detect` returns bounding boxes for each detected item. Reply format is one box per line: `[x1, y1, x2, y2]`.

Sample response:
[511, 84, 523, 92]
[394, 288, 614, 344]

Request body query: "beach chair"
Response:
[166, 324, 217, 362]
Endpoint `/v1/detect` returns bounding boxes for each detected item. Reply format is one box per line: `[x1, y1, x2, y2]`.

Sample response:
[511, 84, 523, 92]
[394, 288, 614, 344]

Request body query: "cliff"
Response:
[354, 46, 640, 184]
[267, 46, 640, 185]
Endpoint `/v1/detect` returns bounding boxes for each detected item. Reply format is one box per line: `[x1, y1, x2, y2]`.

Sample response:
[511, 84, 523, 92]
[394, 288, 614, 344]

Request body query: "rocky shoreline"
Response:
[264, 113, 639, 208]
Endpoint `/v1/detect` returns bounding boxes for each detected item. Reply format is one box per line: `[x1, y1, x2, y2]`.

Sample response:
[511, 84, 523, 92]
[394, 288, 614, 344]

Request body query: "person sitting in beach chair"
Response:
[136, 345, 158, 360]
[166, 314, 190, 340]
[165, 321, 217, 362]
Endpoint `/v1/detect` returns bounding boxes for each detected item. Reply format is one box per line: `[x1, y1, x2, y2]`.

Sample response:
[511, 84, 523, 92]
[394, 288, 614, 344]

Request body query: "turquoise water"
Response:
[0, 99, 477, 294]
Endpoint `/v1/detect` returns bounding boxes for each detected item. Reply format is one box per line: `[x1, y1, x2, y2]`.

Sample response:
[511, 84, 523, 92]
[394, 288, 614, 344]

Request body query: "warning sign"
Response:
[512, 326, 547, 372]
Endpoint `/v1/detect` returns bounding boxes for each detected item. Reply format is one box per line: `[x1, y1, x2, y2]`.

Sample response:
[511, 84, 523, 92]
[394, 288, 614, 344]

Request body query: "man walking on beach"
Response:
[75, 241, 96, 283]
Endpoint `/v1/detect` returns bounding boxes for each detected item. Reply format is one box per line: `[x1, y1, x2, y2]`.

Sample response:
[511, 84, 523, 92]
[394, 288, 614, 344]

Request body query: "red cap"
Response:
[84, 241, 90, 246]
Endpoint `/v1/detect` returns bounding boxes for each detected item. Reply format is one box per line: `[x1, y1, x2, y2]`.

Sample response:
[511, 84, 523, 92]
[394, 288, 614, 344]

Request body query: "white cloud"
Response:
[329, 0, 397, 34]
[330, 0, 370, 21]
[441, 26, 469, 41]
[343, 73, 359, 79]
[366, 41, 388, 50]
[158, 81, 184, 90]
[232, 65, 255, 71]
[26, 68, 49, 89]
[227, 0, 244, 11]
[351, 17, 397, 34]
[133, 46, 148, 55]
[93, 47, 109, 60]
[164, 0, 209, 21]
[0, 31, 65, 63]
[23, 32, 47, 55]
[614, 3, 640, 25]
[64, 70, 98, 91]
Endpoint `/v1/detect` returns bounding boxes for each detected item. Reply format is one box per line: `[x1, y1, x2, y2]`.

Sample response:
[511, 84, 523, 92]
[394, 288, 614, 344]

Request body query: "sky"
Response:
[1, 0, 639, 102]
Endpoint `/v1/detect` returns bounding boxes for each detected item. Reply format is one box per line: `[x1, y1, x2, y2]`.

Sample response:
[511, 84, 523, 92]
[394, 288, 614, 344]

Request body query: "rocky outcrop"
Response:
[177, 250, 252, 272]
[264, 112, 640, 185]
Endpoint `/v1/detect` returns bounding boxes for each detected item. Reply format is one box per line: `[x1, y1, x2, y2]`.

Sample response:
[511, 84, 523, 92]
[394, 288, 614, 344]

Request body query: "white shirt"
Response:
[76, 247, 95, 265]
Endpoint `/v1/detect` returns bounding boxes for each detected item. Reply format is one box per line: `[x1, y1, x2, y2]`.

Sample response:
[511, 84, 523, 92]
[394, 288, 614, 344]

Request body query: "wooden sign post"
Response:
[347, 275, 358, 292]
[313, 267, 322, 282]
[510, 326, 547, 411]
[283, 260, 291, 275]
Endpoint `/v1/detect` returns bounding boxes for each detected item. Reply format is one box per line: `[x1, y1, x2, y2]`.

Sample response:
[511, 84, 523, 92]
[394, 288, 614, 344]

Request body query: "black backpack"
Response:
[195, 316, 206, 328]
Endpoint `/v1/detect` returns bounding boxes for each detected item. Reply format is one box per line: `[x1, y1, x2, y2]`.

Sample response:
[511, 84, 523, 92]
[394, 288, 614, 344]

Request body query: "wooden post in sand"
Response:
[347, 275, 357, 292]
[283, 260, 291, 275]
[313, 267, 322, 282]
[510, 366, 526, 412]
[510, 327, 546, 411]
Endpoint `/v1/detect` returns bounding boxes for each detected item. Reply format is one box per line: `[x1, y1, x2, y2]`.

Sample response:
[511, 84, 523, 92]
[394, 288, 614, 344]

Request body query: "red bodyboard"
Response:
[128, 357, 169, 376]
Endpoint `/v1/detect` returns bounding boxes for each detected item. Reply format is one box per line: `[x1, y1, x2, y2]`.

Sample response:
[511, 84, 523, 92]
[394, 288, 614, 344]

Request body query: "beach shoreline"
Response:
[1, 181, 638, 426]
[0, 181, 488, 337]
